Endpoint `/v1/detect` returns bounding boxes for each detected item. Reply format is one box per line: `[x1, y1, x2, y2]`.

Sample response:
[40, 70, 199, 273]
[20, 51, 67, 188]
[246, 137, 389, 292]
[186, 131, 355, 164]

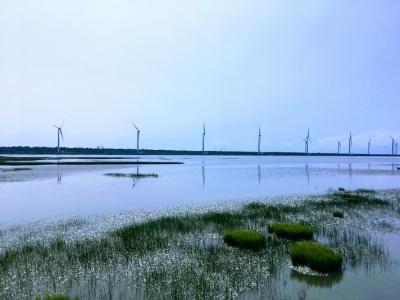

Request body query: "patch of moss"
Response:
[268, 223, 313, 240]
[223, 229, 266, 250]
[291, 241, 342, 273]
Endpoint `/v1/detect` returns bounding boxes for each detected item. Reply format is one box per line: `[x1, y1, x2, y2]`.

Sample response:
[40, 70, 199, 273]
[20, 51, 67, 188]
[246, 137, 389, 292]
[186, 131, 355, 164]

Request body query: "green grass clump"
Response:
[333, 210, 344, 218]
[223, 230, 266, 250]
[291, 241, 342, 273]
[268, 223, 313, 240]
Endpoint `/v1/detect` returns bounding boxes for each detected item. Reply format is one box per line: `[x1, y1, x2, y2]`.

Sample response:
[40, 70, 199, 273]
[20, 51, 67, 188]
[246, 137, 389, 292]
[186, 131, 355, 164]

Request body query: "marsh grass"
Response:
[104, 173, 158, 178]
[291, 241, 343, 272]
[268, 223, 313, 240]
[223, 230, 266, 250]
[355, 188, 376, 194]
[0, 190, 396, 298]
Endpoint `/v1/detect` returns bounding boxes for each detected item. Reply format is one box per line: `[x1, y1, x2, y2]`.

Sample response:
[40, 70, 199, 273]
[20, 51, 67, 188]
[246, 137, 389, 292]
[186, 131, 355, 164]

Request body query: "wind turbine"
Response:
[337, 141, 341, 154]
[202, 123, 206, 155]
[368, 137, 371, 155]
[52, 122, 64, 155]
[132, 123, 140, 155]
[348, 132, 352, 155]
[396, 142, 398, 155]
[304, 129, 311, 154]
[389, 135, 396, 155]
[258, 127, 262, 154]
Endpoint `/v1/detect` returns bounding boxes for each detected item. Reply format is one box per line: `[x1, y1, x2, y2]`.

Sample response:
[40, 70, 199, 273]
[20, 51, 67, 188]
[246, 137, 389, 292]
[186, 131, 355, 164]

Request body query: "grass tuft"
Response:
[268, 223, 313, 240]
[291, 241, 342, 273]
[223, 230, 266, 250]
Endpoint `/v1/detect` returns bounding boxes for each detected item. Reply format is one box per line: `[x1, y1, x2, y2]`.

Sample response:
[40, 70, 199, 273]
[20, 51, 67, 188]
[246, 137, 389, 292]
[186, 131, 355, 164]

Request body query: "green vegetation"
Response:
[355, 188, 376, 194]
[268, 223, 313, 240]
[332, 191, 389, 206]
[0, 190, 394, 298]
[291, 241, 343, 273]
[104, 173, 158, 178]
[338, 187, 346, 192]
[333, 210, 344, 218]
[223, 230, 266, 250]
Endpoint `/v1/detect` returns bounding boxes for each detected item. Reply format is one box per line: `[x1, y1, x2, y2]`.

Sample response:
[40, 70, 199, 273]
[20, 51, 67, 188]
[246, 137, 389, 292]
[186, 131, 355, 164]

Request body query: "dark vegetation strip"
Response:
[0, 161, 182, 166]
[104, 173, 159, 178]
[0, 168, 32, 172]
[0, 189, 389, 274]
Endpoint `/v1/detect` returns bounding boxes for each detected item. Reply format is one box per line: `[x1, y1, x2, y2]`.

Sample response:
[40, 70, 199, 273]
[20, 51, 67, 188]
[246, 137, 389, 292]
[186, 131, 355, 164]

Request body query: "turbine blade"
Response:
[60, 129, 64, 141]
[132, 123, 139, 131]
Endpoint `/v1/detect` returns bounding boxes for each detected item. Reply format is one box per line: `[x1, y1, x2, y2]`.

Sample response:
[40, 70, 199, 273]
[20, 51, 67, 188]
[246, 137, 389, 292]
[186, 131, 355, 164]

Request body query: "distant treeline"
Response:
[0, 146, 395, 156]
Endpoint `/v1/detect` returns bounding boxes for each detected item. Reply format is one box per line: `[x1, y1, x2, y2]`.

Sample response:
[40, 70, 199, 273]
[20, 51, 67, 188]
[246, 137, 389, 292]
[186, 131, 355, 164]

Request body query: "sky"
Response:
[1, 0, 399, 153]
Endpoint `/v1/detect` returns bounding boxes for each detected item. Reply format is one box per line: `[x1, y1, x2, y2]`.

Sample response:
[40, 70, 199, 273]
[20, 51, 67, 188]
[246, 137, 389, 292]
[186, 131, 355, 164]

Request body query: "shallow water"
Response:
[1, 155, 400, 224]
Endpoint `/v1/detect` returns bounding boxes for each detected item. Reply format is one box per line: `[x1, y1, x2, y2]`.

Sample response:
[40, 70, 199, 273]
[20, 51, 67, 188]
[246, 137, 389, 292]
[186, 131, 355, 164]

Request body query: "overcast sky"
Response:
[1, 0, 399, 153]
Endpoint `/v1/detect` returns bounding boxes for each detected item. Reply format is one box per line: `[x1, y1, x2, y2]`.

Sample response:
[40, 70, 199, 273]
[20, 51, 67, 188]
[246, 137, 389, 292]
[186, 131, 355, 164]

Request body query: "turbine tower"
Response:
[396, 142, 398, 155]
[348, 132, 352, 155]
[258, 127, 262, 154]
[202, 123, 206, 155]
[337, 141, 341, 154]
[132, 123, 140, 155]
[389, 135, 395, 155]
[52, 122, 64, 155]
[368, 137, 371, 155]
[304, 129, 311, 154]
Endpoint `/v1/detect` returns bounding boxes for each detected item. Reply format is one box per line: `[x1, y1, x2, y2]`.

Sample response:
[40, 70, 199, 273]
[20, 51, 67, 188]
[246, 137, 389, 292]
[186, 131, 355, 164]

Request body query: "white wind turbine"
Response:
[388, 135, 396, 155]
[258, 127, 262, 154]
[348, 132, 353, 155]
[304, 129, 311, 154]
[368, 137, 371, 155]
[132, 123, 141, 155]
[337, 140, 341, 154]
[52, 122, 64, 155]
[202, 123, 206, 155]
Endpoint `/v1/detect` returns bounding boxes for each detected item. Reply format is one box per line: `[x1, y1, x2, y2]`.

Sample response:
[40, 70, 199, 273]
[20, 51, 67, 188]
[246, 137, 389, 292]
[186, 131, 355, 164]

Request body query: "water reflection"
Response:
[57, 166, 63, 183]
[290, 270, 343, 288]
[257, 165, 261, 185]
[131, 165, 140, 188]
[349, 163, 352, 180]
[202, 163, 206, 190]
[305, 164, 310, 184]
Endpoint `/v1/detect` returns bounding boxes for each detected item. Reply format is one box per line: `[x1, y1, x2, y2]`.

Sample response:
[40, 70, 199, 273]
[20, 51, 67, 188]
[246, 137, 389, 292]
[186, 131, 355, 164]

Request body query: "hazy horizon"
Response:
[1, 1, 399, 154]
